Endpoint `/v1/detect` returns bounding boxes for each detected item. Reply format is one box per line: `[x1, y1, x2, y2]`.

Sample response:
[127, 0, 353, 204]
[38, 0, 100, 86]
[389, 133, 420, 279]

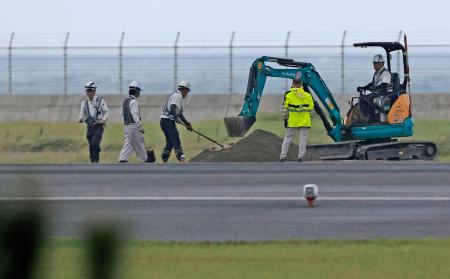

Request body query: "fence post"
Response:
[396, 30, 403, 73]
[340, 30, 347, 94]
[229, 31, 235, 98]
[118, 32, 125, 95]
[224, 31, 235, 118]
[63, 32, 70, 95]
[174, 31, 180, 90]
[8, 32, 15, 95]
[284, 31, 291, 91]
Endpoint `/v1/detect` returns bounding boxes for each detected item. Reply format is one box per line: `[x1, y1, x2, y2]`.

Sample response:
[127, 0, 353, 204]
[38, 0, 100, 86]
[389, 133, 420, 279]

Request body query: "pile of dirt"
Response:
[191, 129, 300, 162]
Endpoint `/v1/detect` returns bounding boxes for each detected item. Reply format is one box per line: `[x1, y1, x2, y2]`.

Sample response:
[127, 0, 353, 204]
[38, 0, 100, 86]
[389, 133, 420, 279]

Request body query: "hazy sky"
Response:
[1, 0, 449, 33]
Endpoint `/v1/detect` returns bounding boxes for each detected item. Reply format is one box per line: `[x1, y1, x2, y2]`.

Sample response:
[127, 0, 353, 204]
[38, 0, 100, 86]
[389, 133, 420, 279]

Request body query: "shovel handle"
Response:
[179, 123, 224, 148]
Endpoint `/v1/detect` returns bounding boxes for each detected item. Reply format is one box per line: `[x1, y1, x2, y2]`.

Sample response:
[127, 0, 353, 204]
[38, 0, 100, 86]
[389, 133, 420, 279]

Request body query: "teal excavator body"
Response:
[224, 56, 413, 142]
[224, 39, 437, 160]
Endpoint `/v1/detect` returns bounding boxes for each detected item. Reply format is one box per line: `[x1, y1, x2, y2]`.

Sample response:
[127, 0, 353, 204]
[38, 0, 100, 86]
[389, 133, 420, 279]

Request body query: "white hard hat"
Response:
[178, 81, 191, 90]
[84, 81, 97, 90]
[129, 81, 142, 91]
[373, 54, 385, 63]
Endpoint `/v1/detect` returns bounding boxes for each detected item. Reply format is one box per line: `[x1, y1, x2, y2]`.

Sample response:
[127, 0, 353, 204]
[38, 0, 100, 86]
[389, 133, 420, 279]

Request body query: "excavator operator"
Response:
[357, 54, 392, 122]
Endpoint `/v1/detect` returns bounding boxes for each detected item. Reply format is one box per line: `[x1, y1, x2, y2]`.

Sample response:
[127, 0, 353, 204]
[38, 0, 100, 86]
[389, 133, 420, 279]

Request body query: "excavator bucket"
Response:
[224, 116, 256, 137]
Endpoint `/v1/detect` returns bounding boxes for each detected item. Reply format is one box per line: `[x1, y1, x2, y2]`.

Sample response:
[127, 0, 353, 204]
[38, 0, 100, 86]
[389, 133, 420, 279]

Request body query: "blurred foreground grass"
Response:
[34, 238, 450, 279]
[0, 115, 449, 163]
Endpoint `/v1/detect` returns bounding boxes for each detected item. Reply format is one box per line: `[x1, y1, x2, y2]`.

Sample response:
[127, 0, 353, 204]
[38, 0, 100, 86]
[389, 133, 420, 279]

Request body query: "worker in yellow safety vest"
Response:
[280, 73, 314, 162]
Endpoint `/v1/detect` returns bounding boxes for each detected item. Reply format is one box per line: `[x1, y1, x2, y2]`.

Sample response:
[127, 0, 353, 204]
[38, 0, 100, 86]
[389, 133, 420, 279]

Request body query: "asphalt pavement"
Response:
[1, 162, 450, 241]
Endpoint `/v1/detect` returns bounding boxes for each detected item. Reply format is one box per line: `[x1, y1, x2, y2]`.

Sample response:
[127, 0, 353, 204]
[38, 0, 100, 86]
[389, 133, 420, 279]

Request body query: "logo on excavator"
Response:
[280, 72, 298, 78]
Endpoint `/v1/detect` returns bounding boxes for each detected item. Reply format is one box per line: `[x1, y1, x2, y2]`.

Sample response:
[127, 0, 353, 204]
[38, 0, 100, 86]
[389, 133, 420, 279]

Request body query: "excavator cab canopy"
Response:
[353, 42, 405, 52]
[353, 41, 408, 89]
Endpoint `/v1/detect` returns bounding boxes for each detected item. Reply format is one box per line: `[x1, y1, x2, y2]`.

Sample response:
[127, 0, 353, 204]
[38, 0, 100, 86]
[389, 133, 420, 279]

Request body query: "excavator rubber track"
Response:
[354, 141, 438, 160]
[305, 140, 438, 161]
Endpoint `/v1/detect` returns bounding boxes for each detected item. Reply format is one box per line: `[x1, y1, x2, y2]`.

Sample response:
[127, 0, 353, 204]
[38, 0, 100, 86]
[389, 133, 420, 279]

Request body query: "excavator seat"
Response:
[388, 72, 401, 105]
[392, 72, 400, 92]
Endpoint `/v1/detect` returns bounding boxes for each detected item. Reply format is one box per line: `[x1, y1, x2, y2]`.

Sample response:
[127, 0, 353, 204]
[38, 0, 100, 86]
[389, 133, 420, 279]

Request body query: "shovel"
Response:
[179, 122, 226, 149]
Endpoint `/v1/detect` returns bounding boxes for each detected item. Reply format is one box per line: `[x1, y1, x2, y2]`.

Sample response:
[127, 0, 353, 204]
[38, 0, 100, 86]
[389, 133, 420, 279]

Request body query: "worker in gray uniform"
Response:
[357, 54, 392, 121]
[78, 81, 109, 163]
[160, 81, 193, 163]
[118, 81, 155, 163]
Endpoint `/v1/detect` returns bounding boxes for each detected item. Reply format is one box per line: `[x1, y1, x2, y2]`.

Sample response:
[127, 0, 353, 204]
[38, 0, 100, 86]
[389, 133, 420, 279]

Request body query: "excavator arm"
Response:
[224, 56, 346, 141]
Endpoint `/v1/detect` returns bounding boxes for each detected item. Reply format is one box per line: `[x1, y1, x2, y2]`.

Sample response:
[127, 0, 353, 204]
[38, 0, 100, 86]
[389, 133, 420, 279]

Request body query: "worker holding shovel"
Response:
[160, 81, 193, 163]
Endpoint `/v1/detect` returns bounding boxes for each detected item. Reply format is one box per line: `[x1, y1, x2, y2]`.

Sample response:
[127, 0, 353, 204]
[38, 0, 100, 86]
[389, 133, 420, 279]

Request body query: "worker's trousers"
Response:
[280, 127, 309, 160]
[118, 124, 148, 163]
[86, 124, 104, 163]
[160, 118, 184, 162]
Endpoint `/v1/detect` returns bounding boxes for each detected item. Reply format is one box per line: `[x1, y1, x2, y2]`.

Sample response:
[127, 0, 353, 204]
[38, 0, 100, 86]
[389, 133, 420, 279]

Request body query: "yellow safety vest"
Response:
[283, 87, 314, 128]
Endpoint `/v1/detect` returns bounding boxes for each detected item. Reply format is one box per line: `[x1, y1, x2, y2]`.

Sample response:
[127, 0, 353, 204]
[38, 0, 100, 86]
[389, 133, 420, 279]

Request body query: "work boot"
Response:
[118, 160, 128, 163]
[145, 150, 156, 163]
[179, 155, 186, 163]
[161, 153, 169, 163]
[297, 158, 303, 162]
[279, 158, 285, 162]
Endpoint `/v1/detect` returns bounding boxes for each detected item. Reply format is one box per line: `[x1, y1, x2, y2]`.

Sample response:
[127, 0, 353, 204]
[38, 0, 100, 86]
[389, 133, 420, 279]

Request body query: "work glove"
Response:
[139, 126, 145, 134]
[78, 119, 83, 123]
[283, 119, 288, 128]
[357, 86, 364, 92]
[174, 117, 181, 124]
[185, 122, 193, 131]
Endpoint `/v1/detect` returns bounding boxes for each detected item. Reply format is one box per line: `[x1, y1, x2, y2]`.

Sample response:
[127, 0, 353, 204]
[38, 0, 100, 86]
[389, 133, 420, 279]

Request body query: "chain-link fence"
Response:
[1, 31, 450, 95]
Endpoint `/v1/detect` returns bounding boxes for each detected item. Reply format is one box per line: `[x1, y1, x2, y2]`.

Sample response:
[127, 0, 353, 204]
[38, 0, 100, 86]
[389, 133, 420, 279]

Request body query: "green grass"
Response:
[1, 115, 450, 163]
[32, 238, 450, 279]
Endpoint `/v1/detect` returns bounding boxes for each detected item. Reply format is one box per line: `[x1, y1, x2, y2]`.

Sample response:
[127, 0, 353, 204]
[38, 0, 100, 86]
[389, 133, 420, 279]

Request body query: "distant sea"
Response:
[0, 53, 449, 95]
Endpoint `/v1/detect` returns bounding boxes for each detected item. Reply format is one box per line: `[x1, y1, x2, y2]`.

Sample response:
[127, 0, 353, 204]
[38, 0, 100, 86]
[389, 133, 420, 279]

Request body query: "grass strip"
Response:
[34, 238, 450, 279]
[1, 116, 449, 163]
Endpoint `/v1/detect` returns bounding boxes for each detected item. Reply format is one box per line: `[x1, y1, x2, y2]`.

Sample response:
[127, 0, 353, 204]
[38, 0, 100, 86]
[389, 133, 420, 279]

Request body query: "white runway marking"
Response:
[1, 196, 450, 201]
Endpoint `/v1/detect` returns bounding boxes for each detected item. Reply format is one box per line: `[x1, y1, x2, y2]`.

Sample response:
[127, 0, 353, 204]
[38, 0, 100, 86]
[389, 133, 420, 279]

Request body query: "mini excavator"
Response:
[224, 35, 437, 160]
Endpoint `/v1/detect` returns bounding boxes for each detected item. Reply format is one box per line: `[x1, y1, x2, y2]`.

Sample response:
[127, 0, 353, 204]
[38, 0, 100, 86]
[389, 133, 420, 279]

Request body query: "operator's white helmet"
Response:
[129, 81, 142, 91]
[178, 81, 191, 90]
[373, 54, 385, 63]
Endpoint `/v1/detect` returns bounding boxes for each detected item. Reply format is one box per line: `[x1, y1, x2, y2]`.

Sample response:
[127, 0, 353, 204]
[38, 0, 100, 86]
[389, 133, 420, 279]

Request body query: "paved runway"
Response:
[1, 162, 450, 241]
